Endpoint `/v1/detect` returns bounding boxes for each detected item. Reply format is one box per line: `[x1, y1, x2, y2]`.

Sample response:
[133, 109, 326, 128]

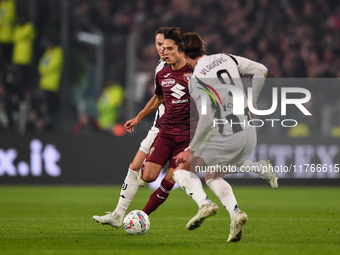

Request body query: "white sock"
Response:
[114, 168, 139, 218]
[206, 177, 240, 220]
[173, 169, 210, 207]
[228, 160, 262, 174]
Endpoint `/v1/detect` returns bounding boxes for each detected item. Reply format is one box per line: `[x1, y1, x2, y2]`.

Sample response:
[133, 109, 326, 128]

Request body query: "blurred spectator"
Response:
[1, 13, 36, 133]
[12, 13, 36, 90]
[18, 88, 31, 133]
[73, 112, 100, 134]
[38, 37, 63, 130]
[0, 0, 339, 136]
[0, 82, 9, 131]
[2, 62, 22, 130]
[25, 104, 52, 134]
[96, 80, 124, 130]
[0, 0, 16, 64]
[288, 123, 311, 138]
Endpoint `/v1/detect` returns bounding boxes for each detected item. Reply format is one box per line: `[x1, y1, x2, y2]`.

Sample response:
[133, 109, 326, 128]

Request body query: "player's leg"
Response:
[129, 150, 148, 171]
[136, 128, 159, 186]
[239, 130, 278, 188]
[205, 175, 239, 219]
[226, 128, 278, 188]
[113, 150, 148, 216]
[140, 161, 164, 183]
[141, 135, 177, 215]
[240, 159, 278, 189]
[204, 131, 254, 241]
[204, 175, 248, 242]
[92, 129, 157, 228]
[92, 150, 147, 228]
[221, 159, 278, 189]
[142, 147, 202, 215]
[172, 138, 213, 209]
[204, 168, 248, 242]
[142, 166, 175, 215]
[173, 157, 219, 230]
[140, 133, 178, 184]
[143, 136, 208, 216]
[173, 158, 211, 207]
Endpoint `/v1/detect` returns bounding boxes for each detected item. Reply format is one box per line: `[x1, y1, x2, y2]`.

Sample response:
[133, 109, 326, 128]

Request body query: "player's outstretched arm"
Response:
[234, 57, 267, 118]
[124, 94, 164, 133]
[242, 60, 268, 104]
[124, 117, 139, 133]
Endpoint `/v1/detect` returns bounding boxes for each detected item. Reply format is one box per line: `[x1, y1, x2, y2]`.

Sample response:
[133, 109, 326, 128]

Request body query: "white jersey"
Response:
[152, 60, 166, 128]
[139, 60, 167, 154]
[189, 53, 266, 151]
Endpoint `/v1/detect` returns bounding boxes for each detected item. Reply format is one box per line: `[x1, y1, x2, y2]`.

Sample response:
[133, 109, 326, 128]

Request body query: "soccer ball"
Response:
[123, 210, 150, 235]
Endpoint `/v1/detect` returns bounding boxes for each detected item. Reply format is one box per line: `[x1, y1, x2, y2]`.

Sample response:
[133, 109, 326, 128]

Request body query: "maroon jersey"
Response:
[155, 64, 196, 136]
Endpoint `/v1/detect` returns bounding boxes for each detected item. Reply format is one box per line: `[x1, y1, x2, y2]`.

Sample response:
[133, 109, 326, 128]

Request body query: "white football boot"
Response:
[259, 159, 279, 189]
[186, 202, 219, 230]
[92, 212, 122, 229]
[227, 211, 248, 242]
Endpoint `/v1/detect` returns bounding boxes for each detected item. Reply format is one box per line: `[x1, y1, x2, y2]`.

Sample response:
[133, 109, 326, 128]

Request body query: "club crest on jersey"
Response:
[183, 73, 192, 83]
[148, 147, 155, 156]
[161, 78, 175, 87]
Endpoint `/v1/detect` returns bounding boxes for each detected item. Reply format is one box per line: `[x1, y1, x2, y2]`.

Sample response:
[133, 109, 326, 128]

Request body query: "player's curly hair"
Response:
[182, 32, 206, 59]
[163, 27, 184, 52]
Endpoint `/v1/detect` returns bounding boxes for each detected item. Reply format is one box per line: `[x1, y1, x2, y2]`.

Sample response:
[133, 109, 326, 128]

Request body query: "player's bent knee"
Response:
[141, 171, 158, 183]
[129, 162, 140, 172]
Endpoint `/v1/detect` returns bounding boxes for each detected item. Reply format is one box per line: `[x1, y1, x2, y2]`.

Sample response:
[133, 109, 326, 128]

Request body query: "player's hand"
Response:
[174, 150, 191, 165]
[250, 102, 257, 118]
[124, 117, 140, 133]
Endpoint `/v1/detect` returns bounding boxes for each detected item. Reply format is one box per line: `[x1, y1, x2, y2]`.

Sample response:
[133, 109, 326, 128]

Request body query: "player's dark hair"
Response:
[163, 27, 184, 52]
[182, 33, 205, 59]
[155, 27, 172, 36]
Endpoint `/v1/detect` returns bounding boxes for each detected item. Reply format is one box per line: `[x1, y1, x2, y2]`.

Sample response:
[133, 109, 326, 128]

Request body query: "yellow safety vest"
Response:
[97, 84, 125, 129]
[288, 123, 311, 137]
[12, 22, 36, 65]
[0, 0, 16, 43]
[38, 46, 63, 92]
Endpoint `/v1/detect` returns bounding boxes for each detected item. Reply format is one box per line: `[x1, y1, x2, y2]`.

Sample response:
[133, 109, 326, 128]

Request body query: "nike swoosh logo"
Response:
[157, 194, 166, 200]
[164, 73, 171, 78]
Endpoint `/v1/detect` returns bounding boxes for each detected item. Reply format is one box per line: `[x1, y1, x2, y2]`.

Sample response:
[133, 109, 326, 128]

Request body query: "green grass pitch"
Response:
[0, 185, 339, 255]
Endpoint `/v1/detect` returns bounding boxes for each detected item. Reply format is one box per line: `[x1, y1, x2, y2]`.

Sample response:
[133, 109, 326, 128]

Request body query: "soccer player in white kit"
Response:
[173, 32, 278, 242]
[92, 27, 170, 228]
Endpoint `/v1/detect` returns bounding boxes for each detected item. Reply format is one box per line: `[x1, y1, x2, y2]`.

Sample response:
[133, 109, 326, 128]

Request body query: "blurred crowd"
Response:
[0, 0, 126, 135]
[0, 0, 339, 137]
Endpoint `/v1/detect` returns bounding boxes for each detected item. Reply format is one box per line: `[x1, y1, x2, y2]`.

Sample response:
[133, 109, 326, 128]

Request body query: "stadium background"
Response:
[0, 0, 340, 185]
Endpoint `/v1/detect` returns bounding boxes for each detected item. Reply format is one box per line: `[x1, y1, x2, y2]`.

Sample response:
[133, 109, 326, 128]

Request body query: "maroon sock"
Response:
[143, 179, 174, 215]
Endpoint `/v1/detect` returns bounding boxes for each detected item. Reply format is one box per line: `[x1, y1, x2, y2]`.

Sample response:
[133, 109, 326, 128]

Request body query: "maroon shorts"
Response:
[146, 132, 190, 169]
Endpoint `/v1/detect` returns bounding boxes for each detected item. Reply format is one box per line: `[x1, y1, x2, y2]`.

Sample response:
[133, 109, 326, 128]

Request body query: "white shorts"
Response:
[139, 126, 159, 154]
[194, 128, 256, 178]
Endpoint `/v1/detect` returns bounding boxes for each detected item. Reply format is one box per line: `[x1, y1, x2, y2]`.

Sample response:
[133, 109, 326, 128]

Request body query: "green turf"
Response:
[0, 185, 339, 255]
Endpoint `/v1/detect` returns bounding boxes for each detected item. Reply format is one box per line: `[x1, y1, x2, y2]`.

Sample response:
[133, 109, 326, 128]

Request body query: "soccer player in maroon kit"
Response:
[125, 28, 206, 215]
[93, 27, 170, 228]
